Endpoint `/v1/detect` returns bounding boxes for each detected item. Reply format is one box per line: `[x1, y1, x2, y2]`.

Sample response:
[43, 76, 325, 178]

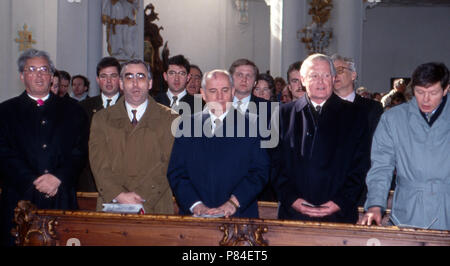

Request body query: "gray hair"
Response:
[17, 49, 56, 74]
[300, 53, 336, 78]
[201, 69, 234, 89]
[330, 54, 356, 73]
[120, 59, 152, 80]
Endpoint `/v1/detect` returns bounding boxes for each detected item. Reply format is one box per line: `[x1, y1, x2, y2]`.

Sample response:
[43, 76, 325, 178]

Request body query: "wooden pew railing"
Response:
[13, 200, 450, 246]
[76, 192, 394, 224]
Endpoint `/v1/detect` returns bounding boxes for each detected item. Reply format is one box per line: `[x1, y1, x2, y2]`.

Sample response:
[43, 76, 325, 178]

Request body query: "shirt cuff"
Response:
[189, 201, 203, 213]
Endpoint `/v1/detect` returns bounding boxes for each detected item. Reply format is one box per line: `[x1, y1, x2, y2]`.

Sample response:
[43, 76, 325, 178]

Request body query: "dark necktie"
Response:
[106, 99, 112, 108]
[315, 105, 322, 114]
[131, 109, 138, 126]
[171, 96, 178, 108]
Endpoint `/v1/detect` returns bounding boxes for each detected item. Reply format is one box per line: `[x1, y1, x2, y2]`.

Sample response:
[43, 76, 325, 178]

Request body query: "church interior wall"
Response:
[0, 1, 449, 103]
[361, 6, 450, 93]
[146, 0, 271, 76]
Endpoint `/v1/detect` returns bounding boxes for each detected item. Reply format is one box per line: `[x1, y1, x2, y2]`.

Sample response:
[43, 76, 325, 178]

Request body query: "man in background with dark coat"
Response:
[78, 57, 122, 192]
[0, 49, 89, 246]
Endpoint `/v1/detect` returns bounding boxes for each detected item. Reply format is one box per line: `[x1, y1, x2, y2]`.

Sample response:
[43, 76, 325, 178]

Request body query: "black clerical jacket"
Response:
[0, 92, 89, 245]
[272, 93, 371, 223]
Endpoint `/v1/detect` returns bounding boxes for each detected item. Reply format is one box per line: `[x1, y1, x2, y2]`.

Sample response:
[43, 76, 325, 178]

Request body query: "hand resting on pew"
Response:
[359, 206, 382, 226]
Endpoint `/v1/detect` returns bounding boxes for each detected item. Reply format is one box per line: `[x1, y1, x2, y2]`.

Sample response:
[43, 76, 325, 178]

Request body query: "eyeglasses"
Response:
[124, 73, 147, 81]
[24, 66, 51, 75]
[99, 73, 119, 80]
[167, 70, 187, 77]
[335, 66, 353, 75]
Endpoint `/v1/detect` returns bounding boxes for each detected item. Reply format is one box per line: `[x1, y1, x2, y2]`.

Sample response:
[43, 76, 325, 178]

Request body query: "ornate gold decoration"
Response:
[12, 200, 58, 246]
[219, 223, 268, 246]
[299, 0, 333, 54]
[144, 3, 168, 96]
[15, 24, 37, 51]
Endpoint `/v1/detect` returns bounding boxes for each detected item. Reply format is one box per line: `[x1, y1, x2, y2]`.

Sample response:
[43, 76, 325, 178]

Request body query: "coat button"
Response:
[42, 144, 47, 149]
[151, 185, 155, 189]
[41, 120, 47, 125]
[44, 169, 49, 174]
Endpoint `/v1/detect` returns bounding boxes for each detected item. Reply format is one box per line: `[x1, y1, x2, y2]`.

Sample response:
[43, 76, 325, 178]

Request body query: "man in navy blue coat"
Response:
[0, 49, 89, 245]
[167, 69, 270, 218]
[273, 54, 371, 223]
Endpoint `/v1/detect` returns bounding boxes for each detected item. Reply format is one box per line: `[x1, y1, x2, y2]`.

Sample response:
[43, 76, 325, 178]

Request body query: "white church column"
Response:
[57, 0, 103, 96]
[332, 0, 364, 82]
[87, 0, 104, 96]
[0, 0, 12, 101]
[280, 0, 308, 79]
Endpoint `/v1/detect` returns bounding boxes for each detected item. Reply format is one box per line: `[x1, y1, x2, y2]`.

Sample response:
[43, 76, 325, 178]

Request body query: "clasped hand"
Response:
[33, 174, 61, 198]
[291, 198, 340, 218]
[193, 196, 239, 218]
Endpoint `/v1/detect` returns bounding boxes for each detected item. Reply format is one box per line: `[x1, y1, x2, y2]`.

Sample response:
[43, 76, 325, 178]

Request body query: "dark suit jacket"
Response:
[353, 94, 383, 206]
[154, 91, 204, 115]
[77, 95, 104, 192]
[0, 92, 89, 245]
[353, 94, 383, 139]
[245, 95, 276, 201]
[167, 108, 270, 218]
[272, 93, 371, 223]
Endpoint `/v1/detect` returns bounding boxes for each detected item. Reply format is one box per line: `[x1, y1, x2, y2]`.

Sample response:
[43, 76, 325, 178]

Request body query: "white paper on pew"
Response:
[102, 203, 144, 214]
[193, 213, 225, 218]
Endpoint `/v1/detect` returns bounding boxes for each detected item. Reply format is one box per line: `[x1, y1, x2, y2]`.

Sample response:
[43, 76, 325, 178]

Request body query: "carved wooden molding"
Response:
[219, 223, 269, 246]
[12, 200, 58, 246]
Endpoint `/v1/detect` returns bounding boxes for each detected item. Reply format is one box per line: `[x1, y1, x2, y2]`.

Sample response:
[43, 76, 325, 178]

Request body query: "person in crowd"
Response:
[229, 59, 274, 201]
[384, 91, 406, 111]
[186, 64, 202, 96]
[50, 70, 60, 95]
[331, 54, 384, 206]
[70, 75, 90, 102]
[331, 54, 383, 141]
[281, 87, 293, 104]
[167, 69, 269, 218]
[381, 78, 407, 108]
[154, 55, 200, 115]
[253, 73, 275, 101]
[89, 59, 177, 214]
[372, 92, 382, 102]
[272, 53, 371, 223]
[274, 77, 286, 101]
[58, 70, 72, 99]
[286, 61, 306, 101]
[229, 58, 271, 115]
[0, 49, 89, 246]
[360, 62, 449, 230]
[78, 57, 122, 192]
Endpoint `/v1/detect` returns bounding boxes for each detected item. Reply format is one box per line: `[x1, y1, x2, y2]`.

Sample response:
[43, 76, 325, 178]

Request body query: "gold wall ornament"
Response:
[15, 24, 37, 52]
[219, 223, 269, 246]
[299, 0, 334, 54]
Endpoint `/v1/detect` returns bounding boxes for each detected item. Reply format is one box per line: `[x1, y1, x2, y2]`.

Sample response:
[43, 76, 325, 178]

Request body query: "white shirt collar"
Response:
[232, 95, 251, 112]
[338, 91, 356, 102]
[167, 89, 187, 107]
[125, 99, 148, 122]
[208, 109, 229, 133]
[27, 93, 50, 102]
[101, 92, 120, 108]
[310, 99, 327, 109]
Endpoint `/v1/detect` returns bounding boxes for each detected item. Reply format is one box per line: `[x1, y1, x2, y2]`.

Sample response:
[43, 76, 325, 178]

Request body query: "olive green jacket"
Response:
[89, 96, 177, 214]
